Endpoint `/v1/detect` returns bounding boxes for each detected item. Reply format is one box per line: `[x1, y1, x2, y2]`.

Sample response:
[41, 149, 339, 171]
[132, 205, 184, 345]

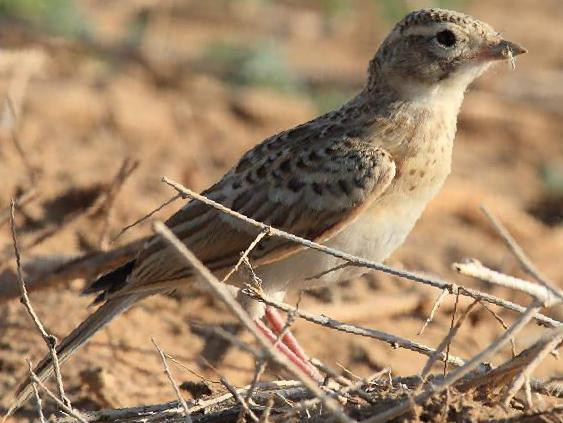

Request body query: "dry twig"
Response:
[453, 259, 562, 307]
[31, 380, 46, 423]
[10, 200, 69, 407]
[481, 206, 562, 302]
[219, 376, 259, 423]
[418, 288, 448, 336]
[420, 300, 478, 381]
[151, 338, 193, 423]
[0, 188, 37, 228]
[502, 328, 563, 405]
[89, 158, 139, 250]
[111, 194, 181, 243]
[26, 361, 88, 423]
[459, 326, 563, 398]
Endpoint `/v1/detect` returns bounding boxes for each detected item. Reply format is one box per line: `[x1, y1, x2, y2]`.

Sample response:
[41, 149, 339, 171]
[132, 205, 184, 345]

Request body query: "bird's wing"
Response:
[123, 136, 395, 293]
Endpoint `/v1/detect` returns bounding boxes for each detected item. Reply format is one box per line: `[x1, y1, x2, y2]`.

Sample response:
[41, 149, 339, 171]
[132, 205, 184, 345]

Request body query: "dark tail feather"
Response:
[6, 293, 144, 418]
[82, 260, 136, 304]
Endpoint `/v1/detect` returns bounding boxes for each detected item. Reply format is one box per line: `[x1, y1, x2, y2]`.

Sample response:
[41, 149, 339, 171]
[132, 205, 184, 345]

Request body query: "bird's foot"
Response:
[254, 307, 323, 381]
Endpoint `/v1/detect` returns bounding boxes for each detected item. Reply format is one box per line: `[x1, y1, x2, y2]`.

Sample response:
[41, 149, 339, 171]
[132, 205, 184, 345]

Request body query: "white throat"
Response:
[404, 61, 491, 114]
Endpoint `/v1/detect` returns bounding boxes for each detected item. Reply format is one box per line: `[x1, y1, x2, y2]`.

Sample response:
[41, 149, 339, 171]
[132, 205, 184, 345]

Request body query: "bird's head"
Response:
[369, 9, 526, 101]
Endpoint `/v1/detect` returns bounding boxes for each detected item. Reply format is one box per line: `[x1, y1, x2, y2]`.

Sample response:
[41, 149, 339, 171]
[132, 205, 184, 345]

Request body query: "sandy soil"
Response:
[0, 0, 561, 421]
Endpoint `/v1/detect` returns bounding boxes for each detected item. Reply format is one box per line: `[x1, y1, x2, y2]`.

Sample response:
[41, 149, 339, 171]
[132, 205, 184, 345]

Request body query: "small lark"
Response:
[11, 8, 526, 410]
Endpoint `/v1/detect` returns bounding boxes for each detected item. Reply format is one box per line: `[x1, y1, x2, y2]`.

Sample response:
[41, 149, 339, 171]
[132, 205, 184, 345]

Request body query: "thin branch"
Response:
[111, 194, 181, 243]
[31, 380, 46, 423]
[53, 380, 309, 422]
[152, 221, 355, 423]
[420, 299, 478, 381]
[502, 327, 563, 406]
[259, 396, 274, 423]
[280, 370, 390, 421]
[478, 301, 517, 357]
[481, 206, 562, 302]
[453, 259, 561, 307]
[10, 200, 69, 406]
[187, 380, 304, 415]
[418, 288, 448, 336]
[0, 188, 37, 228]
[243, 287, 474, 370]
[4, 96, 39, 183]
[162, 176, 561, 328]
[245, 359, 268, 406]
[26, 361, 88, 423]
[219, 376, 259, 423]
[458, 326, 563, 397]
[91, 158, 139, 250]
[151, 338, 192, 423]
[221, 228, 270, 284]
[443, 290, 461, 377]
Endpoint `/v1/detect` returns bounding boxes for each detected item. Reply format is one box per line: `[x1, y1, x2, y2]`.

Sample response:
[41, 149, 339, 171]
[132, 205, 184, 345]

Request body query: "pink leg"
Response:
[255, 319, 322, 381]
[265, 307, 310, 364]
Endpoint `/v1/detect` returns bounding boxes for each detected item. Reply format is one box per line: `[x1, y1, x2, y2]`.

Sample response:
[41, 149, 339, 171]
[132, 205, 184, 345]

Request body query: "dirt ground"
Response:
[0, 0, 561, 421]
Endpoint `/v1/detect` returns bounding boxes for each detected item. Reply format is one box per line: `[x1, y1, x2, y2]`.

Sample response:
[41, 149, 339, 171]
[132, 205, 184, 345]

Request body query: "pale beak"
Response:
[482, 39, 527, 61]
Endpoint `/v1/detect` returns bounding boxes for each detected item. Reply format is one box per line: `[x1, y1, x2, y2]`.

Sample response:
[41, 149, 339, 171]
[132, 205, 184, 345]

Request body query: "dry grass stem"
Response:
[481, 206, 562, 302]
[478, 301, 517, 357]
[9, 200, 69, 407]
[502, 327, 563, 406]
[25, 361, 88, 423]
[0, 188, 37, 228]
[259, 396, 275, 423]
[162, 176, 561, 328]
[418, 288, 448, 335]
[91, 158, 139, 250]
[221, 228, 270, 284]
[111, 194, 182, 243]
[420, 300, 478, 381]
[219, 376, 260, 423]
[31, 380, 46, 423]
[458, 327, 563, 397]
[165, 353, 220, 386]
[4, 96, 39, 183]
[443, 291, 462, 377]
[151, 338, 193, 423]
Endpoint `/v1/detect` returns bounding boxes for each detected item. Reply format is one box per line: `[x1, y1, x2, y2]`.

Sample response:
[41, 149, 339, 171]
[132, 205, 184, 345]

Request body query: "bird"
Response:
[9, 8, 526, 413]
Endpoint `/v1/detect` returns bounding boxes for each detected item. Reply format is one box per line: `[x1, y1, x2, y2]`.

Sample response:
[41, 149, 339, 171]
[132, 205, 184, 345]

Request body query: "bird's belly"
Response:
[256, 191, 434, 294]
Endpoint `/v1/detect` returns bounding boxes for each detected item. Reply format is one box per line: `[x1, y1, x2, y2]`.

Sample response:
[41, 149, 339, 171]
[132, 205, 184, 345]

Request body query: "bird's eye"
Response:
[436, 30, 457, 47]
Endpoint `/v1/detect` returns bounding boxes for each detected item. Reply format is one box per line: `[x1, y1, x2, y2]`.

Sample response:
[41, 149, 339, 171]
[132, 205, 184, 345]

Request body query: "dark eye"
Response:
[436, 30, 456, 47]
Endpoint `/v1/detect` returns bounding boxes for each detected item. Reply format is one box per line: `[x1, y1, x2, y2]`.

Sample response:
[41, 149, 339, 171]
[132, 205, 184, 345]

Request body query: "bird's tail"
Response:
[5, 293, 144, 418]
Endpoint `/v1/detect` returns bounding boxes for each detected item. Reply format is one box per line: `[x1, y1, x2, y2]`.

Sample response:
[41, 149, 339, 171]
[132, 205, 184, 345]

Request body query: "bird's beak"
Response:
[480, 39, 527, 61]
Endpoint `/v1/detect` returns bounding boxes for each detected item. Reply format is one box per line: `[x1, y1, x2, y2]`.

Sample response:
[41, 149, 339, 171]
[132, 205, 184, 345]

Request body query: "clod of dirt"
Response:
[179, 380, 213, 399]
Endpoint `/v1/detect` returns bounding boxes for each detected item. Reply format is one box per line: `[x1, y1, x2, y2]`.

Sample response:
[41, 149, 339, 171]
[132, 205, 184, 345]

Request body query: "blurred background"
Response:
[0, 0, 561, 419]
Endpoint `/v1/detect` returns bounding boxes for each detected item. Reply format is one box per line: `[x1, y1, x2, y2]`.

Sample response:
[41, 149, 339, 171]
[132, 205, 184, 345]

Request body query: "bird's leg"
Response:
[254, 318, 322, 381]
[264, 306, 310, 363]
